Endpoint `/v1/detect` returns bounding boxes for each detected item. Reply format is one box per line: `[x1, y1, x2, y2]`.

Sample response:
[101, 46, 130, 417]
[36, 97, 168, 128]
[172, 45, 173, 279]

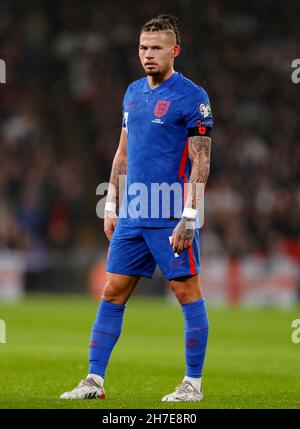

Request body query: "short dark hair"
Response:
[141, 14, 181, 45]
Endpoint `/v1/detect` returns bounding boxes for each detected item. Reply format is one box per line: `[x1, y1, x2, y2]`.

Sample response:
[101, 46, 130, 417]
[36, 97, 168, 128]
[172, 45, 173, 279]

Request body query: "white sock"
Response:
[87, 373, 104, 387]
[183, 376, 201, 393]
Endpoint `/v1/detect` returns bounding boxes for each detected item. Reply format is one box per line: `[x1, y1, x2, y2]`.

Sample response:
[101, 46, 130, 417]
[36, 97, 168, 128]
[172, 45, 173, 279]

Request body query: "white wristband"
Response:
[104, 201, 116, 213]
[182, 207, 197, 220]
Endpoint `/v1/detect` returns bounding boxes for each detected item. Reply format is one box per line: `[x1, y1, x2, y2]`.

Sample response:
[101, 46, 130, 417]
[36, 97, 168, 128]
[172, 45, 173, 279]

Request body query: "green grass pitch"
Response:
[0, 294, 299, 409]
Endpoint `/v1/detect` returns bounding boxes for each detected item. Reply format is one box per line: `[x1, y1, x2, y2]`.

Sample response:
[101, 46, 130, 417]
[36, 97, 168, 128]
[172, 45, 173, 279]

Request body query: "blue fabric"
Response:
[106, 222, 200, 280]
[88, 300, 126, 378]
[181, 298, 209, 378]
[119, 71, 214, 227]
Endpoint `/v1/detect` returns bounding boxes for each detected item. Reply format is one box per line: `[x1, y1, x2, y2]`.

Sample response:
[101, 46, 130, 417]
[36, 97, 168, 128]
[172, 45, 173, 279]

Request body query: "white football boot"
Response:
[60, 377, 105, 400]
[162, 381, 203, 402]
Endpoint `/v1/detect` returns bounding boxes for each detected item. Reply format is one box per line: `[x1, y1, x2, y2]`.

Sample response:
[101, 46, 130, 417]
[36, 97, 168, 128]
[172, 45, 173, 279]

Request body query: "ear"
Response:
[173, 44, 181, 58]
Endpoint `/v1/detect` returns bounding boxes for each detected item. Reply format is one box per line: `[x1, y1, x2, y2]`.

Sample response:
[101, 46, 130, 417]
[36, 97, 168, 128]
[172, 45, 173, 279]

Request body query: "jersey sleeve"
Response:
[121, 98, 126, 129]
[121, 84, 131, 131]
[183, 87, 213, 136]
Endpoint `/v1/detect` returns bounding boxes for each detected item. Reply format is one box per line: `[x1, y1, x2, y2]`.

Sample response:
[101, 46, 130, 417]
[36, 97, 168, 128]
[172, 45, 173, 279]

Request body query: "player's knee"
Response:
[170, 281, 203, 305]
[101, 281, 124, 303]
[171, 285, 191, 305]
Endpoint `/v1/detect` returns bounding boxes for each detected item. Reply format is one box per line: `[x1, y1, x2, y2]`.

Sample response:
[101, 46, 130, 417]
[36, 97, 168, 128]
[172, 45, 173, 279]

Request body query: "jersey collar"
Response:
[143, 71, 180, 94]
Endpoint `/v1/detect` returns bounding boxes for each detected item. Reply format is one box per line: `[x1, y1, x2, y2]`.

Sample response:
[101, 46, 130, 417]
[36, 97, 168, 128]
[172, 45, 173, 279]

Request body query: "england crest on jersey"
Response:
[154, 100, 171, 117]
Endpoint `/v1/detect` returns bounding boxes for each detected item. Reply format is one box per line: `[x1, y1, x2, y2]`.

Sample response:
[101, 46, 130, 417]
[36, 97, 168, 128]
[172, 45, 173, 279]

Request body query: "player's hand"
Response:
[170, 217, 195, 255]
[104, 211, 118, 241]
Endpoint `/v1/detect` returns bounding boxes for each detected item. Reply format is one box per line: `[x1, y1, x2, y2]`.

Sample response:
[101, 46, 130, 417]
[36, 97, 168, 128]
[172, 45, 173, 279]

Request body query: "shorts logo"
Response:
[154, 100, 171, 117]
[198, 103, 211, 118]
[172, 257, 187, 268]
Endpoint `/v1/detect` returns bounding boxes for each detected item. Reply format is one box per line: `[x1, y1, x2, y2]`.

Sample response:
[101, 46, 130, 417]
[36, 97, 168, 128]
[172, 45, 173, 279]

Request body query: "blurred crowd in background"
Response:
[0, 0, 299, 294]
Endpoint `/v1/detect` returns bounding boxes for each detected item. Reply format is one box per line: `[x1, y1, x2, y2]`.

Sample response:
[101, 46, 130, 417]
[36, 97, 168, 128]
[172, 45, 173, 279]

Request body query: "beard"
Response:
[143, 63, 161, 76]
[145, 70, 161, 76]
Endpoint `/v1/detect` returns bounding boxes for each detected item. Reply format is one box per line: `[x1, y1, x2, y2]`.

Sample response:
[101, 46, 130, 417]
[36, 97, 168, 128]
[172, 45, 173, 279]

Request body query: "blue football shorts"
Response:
[106, 221, 201, 280]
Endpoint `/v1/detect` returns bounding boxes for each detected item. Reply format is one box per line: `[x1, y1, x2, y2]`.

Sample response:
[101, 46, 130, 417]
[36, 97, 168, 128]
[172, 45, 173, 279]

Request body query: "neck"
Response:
[147, 67, 175, 89]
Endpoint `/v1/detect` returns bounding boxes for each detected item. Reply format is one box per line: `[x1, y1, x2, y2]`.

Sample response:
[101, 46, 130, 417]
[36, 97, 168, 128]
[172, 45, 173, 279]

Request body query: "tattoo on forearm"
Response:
[110, 157, 127, 186]
[107, 154, 127, 208]
[187, 136, 211, 209]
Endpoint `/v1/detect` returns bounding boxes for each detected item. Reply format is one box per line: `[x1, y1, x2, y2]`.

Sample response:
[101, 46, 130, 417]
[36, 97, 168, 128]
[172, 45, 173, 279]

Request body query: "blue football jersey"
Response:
[118, 71, 213, 227]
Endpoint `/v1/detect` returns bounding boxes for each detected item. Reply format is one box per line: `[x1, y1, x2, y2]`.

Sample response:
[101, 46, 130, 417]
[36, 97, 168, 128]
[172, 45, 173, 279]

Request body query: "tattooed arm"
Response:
[171, 135, 212, 254]
[104, 128, 127, 241]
